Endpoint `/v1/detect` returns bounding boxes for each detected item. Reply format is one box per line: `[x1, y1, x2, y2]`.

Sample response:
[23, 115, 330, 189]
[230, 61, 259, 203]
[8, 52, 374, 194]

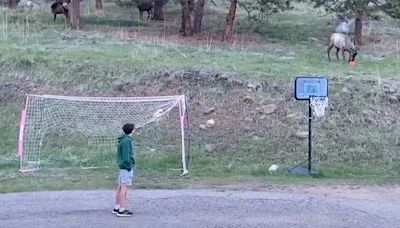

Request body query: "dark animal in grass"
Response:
[51, 0, 70, 23]
[327, 33, 358, 63]
[137, 2, 153, 20]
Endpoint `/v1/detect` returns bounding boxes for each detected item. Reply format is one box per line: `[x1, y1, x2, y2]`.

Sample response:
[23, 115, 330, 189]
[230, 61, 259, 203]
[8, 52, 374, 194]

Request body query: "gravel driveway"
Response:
[0, 187, 399, 228]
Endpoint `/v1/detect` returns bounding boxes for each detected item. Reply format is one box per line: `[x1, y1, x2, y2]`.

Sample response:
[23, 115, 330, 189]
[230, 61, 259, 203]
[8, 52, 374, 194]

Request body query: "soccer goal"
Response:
[17, 94, 189, 175]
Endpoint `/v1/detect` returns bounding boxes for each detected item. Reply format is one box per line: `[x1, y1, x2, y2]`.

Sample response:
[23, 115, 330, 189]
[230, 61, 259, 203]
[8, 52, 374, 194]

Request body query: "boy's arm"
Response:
[121, 140, 132, 171]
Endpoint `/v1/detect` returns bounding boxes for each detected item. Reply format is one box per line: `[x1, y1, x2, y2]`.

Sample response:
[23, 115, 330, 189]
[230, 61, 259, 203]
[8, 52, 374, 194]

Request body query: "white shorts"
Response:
[118, 169, 134, 186]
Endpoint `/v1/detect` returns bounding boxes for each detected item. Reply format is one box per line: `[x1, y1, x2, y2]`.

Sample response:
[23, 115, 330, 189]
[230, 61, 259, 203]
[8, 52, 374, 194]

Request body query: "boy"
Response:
[112, 123, 135, 217]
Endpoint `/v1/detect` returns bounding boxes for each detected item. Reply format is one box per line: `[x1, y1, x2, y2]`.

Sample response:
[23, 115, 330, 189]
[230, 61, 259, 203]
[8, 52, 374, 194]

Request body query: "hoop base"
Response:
[288, 165, 319, 175]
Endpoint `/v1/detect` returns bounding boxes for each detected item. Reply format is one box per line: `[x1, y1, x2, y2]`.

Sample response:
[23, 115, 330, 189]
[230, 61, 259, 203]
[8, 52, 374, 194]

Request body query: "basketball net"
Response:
[310, 96, 328, 118]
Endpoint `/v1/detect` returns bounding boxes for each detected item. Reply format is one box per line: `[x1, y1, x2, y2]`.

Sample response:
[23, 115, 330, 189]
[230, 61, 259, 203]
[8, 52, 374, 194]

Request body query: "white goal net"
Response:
[17, 94, 189, 174]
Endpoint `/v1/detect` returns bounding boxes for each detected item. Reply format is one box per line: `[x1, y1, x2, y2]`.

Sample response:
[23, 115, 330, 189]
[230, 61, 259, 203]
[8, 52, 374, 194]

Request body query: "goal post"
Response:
[17, 94, 190, 175]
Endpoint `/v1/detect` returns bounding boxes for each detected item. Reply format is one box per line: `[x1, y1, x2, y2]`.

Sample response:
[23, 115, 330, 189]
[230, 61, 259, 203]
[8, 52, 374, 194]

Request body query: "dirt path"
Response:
[0, 185, 399, 228]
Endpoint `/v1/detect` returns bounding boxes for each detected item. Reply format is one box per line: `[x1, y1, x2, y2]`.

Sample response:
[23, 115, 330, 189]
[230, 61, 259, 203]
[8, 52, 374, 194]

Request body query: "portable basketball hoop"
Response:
[289, 76, 329, 175]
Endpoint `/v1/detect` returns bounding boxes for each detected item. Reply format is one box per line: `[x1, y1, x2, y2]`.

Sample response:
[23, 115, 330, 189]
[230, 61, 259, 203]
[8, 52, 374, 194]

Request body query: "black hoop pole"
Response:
[308, 97, 312, 175]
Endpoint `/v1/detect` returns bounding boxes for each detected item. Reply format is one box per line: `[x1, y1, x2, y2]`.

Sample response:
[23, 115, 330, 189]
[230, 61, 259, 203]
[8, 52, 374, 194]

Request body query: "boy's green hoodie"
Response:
[117, 134, 135, 171]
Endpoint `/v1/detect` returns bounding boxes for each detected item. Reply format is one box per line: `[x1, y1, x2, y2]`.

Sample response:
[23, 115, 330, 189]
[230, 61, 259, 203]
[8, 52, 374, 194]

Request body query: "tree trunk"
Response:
[69, 0, 81, 29]
[8, 0, 17, 8]
[180, 0, 193, 36]
[95, 0, 103, 10]
[222, 0, 237, 41]
[354, 15, 362, 47]
[193, 0, 206, 33]
[189, 0, 195, 12]
[152, 0, 165, 21]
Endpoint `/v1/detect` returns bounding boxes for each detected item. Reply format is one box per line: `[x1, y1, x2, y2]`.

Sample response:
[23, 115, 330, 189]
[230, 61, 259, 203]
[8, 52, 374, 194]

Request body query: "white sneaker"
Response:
[116, 209, 133, 217]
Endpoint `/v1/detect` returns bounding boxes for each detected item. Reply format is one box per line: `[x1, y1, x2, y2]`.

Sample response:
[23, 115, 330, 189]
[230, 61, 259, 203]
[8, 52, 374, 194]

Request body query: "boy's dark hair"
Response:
[122, 123, 135, 134]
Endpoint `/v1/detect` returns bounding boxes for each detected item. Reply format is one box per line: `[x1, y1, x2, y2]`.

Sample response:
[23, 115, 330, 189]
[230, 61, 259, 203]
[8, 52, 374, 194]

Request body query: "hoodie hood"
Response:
[118, 134, 131, 143]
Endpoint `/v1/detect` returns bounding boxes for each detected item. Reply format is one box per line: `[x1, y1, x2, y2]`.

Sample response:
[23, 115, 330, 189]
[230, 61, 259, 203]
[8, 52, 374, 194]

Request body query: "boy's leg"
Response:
[116, 186, 121, 205]
[112, 186, 121, 213]
[112, 173, 122, 214]
[119, 186, 128, 208]
[116, 169, 133, 217]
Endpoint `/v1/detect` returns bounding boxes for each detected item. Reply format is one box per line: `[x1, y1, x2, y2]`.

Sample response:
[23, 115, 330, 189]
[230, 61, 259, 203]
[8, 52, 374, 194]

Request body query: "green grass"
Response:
[0, 36, 399, 84]
[237, 3, 332, 42]
[1, 151, 398, 193]
[1, 4, 399, 81]
[0, 3, 400, 193]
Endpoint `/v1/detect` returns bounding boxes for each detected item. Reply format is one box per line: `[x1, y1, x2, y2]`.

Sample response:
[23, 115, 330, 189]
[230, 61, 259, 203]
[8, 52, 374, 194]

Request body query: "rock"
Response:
[260, 115, 267, 120]
[204, 144, 215, 153]
[286, 113, 298, 119]
[145, 147, 156, 153]
[204, 107, 215, 115]
[286, 113, 300, 124]
[243, 96, 254, 104]
[341, 87, 349, 93]
[387, 95, 398, 103]
[259, 81, 267, 91]
[199, 124, 207, 130]
[218, 73, 229, 80]
[206, 119, 216, 128]
[252, 135, 261, 141]
[247, 82, 260, 90]
[158, 70, 171, 78]
[244, 117, 254, 122]
[296, 131, 309, 139]
[227, 77, 245, 85]
[261, 104, 277, 114]
[232, 78, 245, 86]
[385, 87, 397, 94]
[198, 69, 211, 78]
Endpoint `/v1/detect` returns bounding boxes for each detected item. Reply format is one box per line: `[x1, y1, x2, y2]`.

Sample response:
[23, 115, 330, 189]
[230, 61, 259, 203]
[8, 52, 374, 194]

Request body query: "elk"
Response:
[137, 2, 153, 20]
[51, 0, 70, 23]
[327, 33, 358, 63]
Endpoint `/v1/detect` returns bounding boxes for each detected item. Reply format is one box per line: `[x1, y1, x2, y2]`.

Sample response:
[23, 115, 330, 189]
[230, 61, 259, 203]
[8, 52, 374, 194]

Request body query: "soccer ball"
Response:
[268, 164, 279, 172]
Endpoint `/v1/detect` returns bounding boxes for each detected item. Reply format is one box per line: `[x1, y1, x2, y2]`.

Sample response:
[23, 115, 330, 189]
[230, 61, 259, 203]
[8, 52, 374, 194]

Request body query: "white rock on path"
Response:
[206, 119, 216, 128]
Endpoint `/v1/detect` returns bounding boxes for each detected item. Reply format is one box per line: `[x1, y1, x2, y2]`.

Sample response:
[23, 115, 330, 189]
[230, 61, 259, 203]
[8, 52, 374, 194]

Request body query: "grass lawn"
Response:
[0, 2, 399, 193]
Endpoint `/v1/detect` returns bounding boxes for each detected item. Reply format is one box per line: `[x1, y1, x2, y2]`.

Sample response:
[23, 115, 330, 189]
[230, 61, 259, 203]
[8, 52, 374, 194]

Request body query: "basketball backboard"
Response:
[294, 76, 328, 100]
